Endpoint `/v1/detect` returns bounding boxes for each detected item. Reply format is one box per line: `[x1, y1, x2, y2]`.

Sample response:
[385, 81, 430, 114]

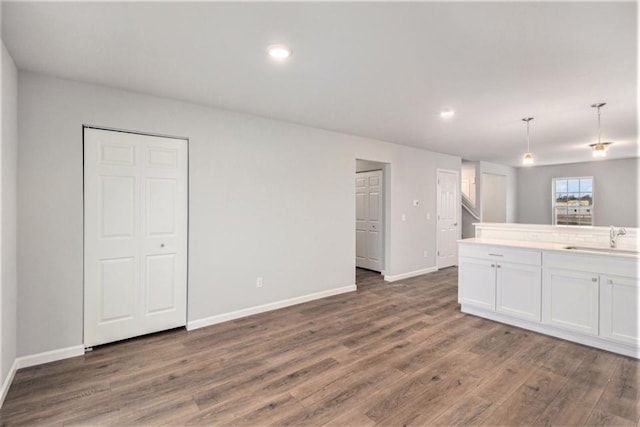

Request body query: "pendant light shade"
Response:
[522, 117, 534, 165]
[590, 142, 611, 158]
[590, 102, 613, 158]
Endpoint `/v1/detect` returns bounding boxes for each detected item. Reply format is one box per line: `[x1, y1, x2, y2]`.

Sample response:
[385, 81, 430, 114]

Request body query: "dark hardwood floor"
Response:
[1, 267, 638, 426]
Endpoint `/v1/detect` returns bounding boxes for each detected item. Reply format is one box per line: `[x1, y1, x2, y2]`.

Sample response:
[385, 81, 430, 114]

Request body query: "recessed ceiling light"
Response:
[267, 45, 292, 60]
[440, 110, 455, 119]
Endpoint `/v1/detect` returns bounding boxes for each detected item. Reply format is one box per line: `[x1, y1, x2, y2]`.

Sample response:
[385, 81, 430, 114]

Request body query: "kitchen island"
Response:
[458, 224, 639, 358]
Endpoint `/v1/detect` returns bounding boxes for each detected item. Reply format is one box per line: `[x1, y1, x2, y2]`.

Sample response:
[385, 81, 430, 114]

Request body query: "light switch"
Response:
[401, 213, 407, 221]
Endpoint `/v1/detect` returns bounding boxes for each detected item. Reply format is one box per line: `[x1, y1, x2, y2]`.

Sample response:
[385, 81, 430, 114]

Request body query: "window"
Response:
[552, 177, 593, 226]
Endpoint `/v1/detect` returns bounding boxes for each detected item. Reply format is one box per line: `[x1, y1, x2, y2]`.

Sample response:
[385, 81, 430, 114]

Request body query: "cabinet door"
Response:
[459, 257, 496, 311]
[600, 274, 640, 346]
[543, 269, 599, 336]
[497, 262, 541, 322]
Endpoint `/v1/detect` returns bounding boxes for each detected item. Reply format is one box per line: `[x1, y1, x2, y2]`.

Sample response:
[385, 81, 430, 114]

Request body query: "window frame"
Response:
[551, 176, 595, 226]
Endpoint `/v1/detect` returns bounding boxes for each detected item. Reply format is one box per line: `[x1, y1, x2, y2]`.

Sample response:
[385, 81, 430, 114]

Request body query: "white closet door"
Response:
[84, 128, 188, 347]
[355, 170, 383, 272]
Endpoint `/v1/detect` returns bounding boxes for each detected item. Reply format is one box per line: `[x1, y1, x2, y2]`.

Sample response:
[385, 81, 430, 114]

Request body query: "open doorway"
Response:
[436, 169, 460, 269]
[355, 159, 388, 286]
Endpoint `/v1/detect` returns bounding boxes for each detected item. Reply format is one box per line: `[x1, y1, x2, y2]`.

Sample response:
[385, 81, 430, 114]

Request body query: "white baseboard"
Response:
[0, 358, 18, 408]
[187, 284, 357, 331]
[15, 345, 85, 370]
[384, 267, 437, 282]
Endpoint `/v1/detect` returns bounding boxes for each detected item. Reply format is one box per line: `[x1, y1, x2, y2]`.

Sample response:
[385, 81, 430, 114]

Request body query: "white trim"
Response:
[384, 266, 437, 282]
[461, 305, 639, 359]
[187, 285, 357, 331]
[15, 345, 85, 370]
[0, 359, 18, 408]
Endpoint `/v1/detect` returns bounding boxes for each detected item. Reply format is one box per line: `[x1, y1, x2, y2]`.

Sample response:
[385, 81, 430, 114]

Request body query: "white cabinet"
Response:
[600, 274, 640, 345]
[543, 269, 599, 336]
[459, 240, 639, 358]
[459, 258, 496, 311]
[458, 245, 542, 319]
[497, 262, 541, 322]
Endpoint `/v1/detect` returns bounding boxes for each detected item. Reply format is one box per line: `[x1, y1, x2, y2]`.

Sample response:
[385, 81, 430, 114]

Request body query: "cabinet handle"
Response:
[497, 264, 502, 268]
[488, 253, 503, 257]
[607, 279, 613, 285]
[592, 277, 598, 282]
[491, 264, 495, 268]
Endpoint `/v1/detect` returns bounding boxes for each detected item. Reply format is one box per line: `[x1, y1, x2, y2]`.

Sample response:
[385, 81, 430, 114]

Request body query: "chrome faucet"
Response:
[610, 225, 627, 248]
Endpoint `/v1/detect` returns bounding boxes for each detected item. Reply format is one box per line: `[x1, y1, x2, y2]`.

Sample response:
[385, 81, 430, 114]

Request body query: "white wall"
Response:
[1, 40, 18, 395]
[517, 158, 639, 227]
[17, 71, 460, 356]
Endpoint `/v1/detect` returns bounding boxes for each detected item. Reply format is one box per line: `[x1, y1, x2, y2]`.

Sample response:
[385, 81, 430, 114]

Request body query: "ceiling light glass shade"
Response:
[522, 152, 534, 165]
[440, 110, 455, 119]
[590, 142, 611, 158]
[267, 45, 292, 59]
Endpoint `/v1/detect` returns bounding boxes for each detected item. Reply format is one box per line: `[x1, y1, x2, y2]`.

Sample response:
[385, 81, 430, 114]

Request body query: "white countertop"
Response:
[458, 237, 640, 259]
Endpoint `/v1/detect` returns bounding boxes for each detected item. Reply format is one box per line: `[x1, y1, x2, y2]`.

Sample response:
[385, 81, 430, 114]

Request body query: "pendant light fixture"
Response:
[590, 102, 613, 158]
[522, 117, 534, 165]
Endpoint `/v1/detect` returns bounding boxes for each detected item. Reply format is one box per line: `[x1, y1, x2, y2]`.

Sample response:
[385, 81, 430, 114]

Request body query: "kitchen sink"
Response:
[564, 246, 640, 255]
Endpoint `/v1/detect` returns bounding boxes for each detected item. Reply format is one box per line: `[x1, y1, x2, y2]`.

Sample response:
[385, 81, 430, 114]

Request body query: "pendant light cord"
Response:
[522, 117, 534, 152]
[591, 102, 606, 146]
[597, 105, 602, 145]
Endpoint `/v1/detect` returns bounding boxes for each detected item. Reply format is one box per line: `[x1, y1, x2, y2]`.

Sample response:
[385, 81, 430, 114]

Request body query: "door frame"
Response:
[436, 168, 460, 270]
[82, 125, 190, 348]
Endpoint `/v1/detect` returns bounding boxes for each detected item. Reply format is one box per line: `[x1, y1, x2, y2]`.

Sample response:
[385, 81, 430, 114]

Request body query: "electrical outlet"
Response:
[401, 213, 407, 221]
[256, 277, 263, 288]
[423, 250, 428, 258]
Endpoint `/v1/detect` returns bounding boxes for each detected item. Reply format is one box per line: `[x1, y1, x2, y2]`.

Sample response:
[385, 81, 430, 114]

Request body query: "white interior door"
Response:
[355, 170, 383, 272]
[481, 173, 507, 222]
[84, 127, 188, 347]
[437, 169, 459, 269]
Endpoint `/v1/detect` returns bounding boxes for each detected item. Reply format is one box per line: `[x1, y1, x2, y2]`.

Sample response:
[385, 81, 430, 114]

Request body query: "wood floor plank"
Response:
[477, 367, 569, 426]
[531, 349, 619, 426]
[594, 356, 640, 422]
[585, 409, 637, 427]
[1, 267, 638, 427]
[429, 394, 494, 426]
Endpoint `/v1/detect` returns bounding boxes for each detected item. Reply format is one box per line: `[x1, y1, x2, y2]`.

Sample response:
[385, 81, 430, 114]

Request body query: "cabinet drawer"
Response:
[459, 244, 541, 266]
[544, 252, 638, 277]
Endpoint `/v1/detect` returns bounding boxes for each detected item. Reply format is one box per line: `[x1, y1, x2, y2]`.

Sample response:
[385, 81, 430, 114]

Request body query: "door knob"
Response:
[453, 223, 458, 226]
[160, 243, 165, 248]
